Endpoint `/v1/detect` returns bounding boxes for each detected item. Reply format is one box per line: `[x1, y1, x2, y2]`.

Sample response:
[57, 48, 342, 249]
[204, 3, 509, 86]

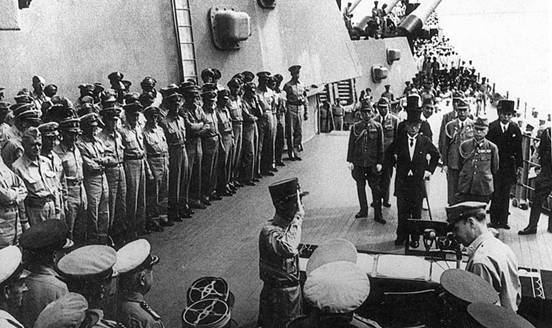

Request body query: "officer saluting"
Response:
[347, 101, 385, 223]
[0, 246, 29, 328]
[114, 239, 164, 328]
[258, 177, 307, 328]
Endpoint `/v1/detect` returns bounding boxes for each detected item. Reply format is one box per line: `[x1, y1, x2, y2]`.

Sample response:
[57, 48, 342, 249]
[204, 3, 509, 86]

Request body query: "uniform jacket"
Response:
[98, 130, 125, 166]
[215, 105, 233, 135]
[143, 125, 169, 157]
[78, 136, 108, 177]
[486, 120, 523, 183]
[347, 119, 384, 168]
[374, 114, 399, 150]
[12, 154, 58, 201]
[0, 161, 26, 248]
[283, 80, 307, 107]
[535, 127, 552, 185]
[1, 126, 24, 169]
[181, 104, 207, 139]
[466, 232, 521, 312]
[228, 95, 243, 122]
[120, 123, 146, 159]
[438, 110, 457, 159]
[159, 113, 186, 149]
[458, 138, 499, 196]
[119, 292, 164, 328]
[53, 143, 86, 204]
[259, 214, 302, 285]
[443, 118, 475, 169]
[386, 133, 440, 197]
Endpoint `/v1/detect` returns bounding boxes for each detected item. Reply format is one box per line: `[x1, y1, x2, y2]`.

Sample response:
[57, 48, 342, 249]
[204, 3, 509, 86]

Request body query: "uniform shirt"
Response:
[202, 107, 219, 138]
[182, 104, 207, 139]
[0, 160, 26, 248]
[458, 138, 499, 196]
[0, 122, 10, 146]
[42, 151, 64, 194]
[98, 129, 125, 166]
[12, 154, 57, 200]
[120, 122, 146, 158]
[143, 124, 169, 156]
[20, 265, 69, 328]
[215, 106, 233, 135]
[160, 113, 186, 148]
[228, 95, 243, 122]
[283, 80, 307, 107]
[53, 143, 84, 185]
[1, 126, 24, 169]
[466, 231, 521, 312]
[256, 88, 275, 114]
[119, 292, 165, 328]
[77, 136, 107, 176]
[374, 114, 398, 150]
[347, 119, 384, 168]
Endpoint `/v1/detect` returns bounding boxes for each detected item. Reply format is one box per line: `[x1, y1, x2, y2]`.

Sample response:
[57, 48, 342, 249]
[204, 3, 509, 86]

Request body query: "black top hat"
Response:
[497, 99, 515, 114]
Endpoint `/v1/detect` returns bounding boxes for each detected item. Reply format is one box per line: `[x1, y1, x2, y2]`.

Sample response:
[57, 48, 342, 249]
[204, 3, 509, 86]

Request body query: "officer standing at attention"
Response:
[0, 151, 27, 248]
[443, 101, 474, 205]
[347, 102, 385, 223]
[56, 245, 126, 327]
[258, 177, 307, 328]
[143, 106, 170, 229]
[283, 65, 308, 161]
[446, 201, 521, 311]
[486, 99, 523, 230]
[98, 106, 128, 245]
[0, 246, 29, 328]
[77, 113, 110, 244]
[19, 220, 70, 328]
[256, 71, 276, 176]
[457, 117, 499, 203]
[13, 127, 59, 225]
[140, 77, 162, 107]
[2, 103, 41, 169]
[240, 82, 260, 186]
[381, 84, 394, 101]
[114, 239, 164, 328]
[215, 89, 235, 197]
[38, 122, 65, 221]
[374, 97, 398, 208]
[227, 78, 245, 188]
[200, 84, 221, 205]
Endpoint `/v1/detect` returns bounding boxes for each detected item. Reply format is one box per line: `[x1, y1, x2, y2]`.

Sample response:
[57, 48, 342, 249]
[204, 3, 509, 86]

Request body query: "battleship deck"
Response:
[147, 115, 552, 327]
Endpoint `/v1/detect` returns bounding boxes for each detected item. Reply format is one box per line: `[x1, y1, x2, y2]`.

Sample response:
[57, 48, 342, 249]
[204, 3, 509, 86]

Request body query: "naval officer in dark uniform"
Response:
[347, 102, 385, 223]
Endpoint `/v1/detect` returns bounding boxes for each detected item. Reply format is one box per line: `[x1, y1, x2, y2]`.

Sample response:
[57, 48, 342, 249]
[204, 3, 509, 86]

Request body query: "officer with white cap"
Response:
[0, 246, 29, 328]
[33, 293, 89, 328]
[56, 245, 125, 327]
[114, 239, 164, 328]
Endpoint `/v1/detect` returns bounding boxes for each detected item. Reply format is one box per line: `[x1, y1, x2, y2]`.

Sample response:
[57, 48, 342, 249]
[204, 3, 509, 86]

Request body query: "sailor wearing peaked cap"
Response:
[446, 202, 521, 312]
[0, 246, 29, 328]
[200, 68, 216, 84]
[467, 303, 535, 328]
[33, 293, 89, 328]
[288, 65, 301, 74]
[115, 239, 164, 328]
[258, 178, 307, 328]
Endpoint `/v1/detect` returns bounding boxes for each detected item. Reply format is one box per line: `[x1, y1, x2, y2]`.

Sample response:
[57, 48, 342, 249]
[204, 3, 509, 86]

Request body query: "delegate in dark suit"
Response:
[486, 100, 522, 228]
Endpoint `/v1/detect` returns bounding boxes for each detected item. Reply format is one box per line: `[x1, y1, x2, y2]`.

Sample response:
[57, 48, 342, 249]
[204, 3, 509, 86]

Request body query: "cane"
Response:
[423, 178, 433, 221]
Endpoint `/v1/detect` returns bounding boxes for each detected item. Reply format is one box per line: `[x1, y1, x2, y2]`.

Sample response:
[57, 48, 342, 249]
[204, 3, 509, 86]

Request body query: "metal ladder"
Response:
[173, 0, 198, 82]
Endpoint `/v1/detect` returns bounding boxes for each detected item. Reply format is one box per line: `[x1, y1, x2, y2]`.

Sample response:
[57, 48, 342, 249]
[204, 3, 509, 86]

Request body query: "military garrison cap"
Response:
[34, 293, 89, 328]
[200, 68, 216, 81]
[59, 119, 81, 133]
[113, 239, 159, 275]
[268, 177, 308, 206]
[212, 68, 222, 80]
[19, 219, 73, 251]
[99, 106, 122, 119]
[0, 246, 28, 285]
[201, 83, 218, 98]
[467, 303, 535, 328]
[78, 84, 95, 96]
[446, 201, 487, 226]
[38, 122, 59, 137]
[57, 245, 117, 280]
[140, 76, 157, 88]
[440, 269, 498, 305]
[256, 71, 271, 79]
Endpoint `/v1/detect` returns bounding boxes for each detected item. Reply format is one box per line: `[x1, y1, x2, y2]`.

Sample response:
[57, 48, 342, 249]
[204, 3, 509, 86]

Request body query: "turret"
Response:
[397, 0, 443, 35]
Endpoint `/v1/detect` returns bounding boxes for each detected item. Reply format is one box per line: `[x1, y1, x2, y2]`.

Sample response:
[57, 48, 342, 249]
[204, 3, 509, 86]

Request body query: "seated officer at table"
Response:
[446, 201, 521, 312]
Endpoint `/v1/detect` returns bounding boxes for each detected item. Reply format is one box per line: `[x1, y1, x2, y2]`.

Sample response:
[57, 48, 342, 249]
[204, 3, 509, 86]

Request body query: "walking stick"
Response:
[423, 178, 433, 221]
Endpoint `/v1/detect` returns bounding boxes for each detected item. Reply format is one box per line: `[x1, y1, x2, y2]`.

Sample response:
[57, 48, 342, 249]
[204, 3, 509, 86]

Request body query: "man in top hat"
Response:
[258, 177, 307, 328]
[140, 77, 162, 107]
[386, 95, 440, 246]
[374, 97, 398, 208]
[283, 65, 308, 160]
[12, 127, 59, 226]
[457, 117, 499, 203]
[0, 246, 29, 327]
[443, 99, 475, 205]
[19, 220, 71, 328]
[240, 82, 260, 186]
[98, 106, 128, 245]
[486, 99, 522, 229]
[56, 245, 125, 327]
[0, 150, 27, 249]
[518, 126, 552, 235]
[395, 94, 432, 140]
[121, 101, 152, 237]
[114, 239, 164, 328]
[381, 84, 394, 101]
[33, 293, 89, 328]
[1, 104, 42, 169]
[143, 106, 170, 230]
[446, 201, 521, 311]
[31, 76, 49, 110]
[227, 78, 245, 189]
[77, 113, 111, 244]
[347, 101, 385, 223]
[256, 71, 276, 176]
[200, 84, 222, 204]
[54, 116, 87, 243]
[38, 122, 65, 221]
[215, 89, 235, 197]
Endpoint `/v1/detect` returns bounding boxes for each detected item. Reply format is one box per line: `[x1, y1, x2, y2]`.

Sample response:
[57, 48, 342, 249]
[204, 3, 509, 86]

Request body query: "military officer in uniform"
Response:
[273, 74, 286, 167]
[38, 122, 65, 221]
[457, 117, 499, 203]
[347, 102, 385, 223]
[57, 244, 126, 327]
[54, 118, 87, 243]
[98, 106, 128, 245]
[519, 126, 552, 235]
[114, 239, 164, 328]
[2, 103, 41, 169]
[446, 202, 521, 311]
[283, 65, 308, 161]
[386, 95, 440, 246]
[374, 97, 398, 208]
[13, 127, 59, 226]
[227, 78, 245, 188]
[443, 101, 475, 205]
[487, 99, 523, 229]
[33, 293, 89, 328]
[240, 82, 260, 186]
[438, 93, 463, 160]
[215, 90, 235, 196]
[200, 84, 221, 204]
[19, 220, 71, 328]
[0, 152, 27, 248]
[258, 177, 307, 328]
[77, 113, 110, 244]
[140, 77, 162, 107]
[256, 71, 275, 176]
[0, 246, 29, 328]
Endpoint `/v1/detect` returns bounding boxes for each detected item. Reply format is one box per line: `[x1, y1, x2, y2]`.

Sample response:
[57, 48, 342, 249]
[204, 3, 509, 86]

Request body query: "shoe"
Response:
[276, 161, 285, 167]
[262, 171, 275, 176]
[270, 167, 278, 172]
[244, 181, 256, 186]
[180, 212, 193, 219]
[190, 201, 207, 209]
[160, 220, 175, 227]
[211, 194, 223, 201]
[501, 224, 511, 230]
[375, 217, 386, 224]
[234, 181, 244, 187]
[173, 217, 184, 222]
[286, 156, 296, 161]
[221, 190, 233, 197]
[202, 198, 212, 205]
[518, 228, 537, 235]
[410, 240, 420, 248]
[295, 156, 302, 161]
[383, 202, 391, 208]
[255, 174, 263, 179]
[252, 178, 260, 182]
[355, 212, 368, 218]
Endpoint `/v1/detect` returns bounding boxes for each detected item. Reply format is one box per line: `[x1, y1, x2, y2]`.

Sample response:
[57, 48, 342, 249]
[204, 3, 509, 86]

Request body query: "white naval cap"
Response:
[33, 293, 88, 328]
[303, 261, 370, 314]
[113, 239, 159, 274]
[0, 246, 27, 285]
[57, 245, 117, 279]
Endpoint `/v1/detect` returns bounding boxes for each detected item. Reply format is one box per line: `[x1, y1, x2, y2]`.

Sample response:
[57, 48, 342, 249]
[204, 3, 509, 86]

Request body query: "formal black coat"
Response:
[486, 120, 523, 184]
[386, 133, 440, 197]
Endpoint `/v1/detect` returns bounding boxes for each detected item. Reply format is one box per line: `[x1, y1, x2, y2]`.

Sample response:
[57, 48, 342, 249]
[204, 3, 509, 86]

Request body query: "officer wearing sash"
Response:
[258, 177, 307, 328]
[0, 246, 29, 328]
[115, 239, 164, 328]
